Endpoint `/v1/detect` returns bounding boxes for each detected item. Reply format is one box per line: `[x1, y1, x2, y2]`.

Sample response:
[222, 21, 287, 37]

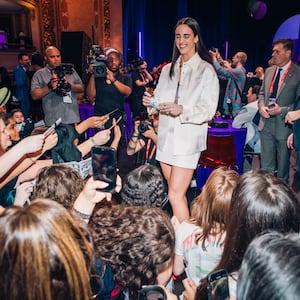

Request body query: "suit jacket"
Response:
[13, 64, 29, 103]
[258, 63, 300, 139]
[154, 53, 219, 155]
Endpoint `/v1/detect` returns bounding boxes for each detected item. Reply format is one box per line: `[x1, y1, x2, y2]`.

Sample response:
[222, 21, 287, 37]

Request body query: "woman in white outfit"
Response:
[143, 17, 219, 222]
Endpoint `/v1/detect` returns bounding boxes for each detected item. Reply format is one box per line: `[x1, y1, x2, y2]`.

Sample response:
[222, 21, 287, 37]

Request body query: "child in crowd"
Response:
[173, 167, 239, 285]
[10, 108, 34, 139]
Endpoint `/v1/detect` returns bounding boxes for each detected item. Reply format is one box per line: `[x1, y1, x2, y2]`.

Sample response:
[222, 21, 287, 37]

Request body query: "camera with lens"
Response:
[138, 119, 153, 134]
[52, 63, 73, 96]
[87, 45, 109, 78]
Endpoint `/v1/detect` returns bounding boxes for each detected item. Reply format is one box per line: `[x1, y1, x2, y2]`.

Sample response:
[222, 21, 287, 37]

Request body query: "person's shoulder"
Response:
[177, 220, 199, 232]
[13, 65, 21, 72]
[291, 63, 300, 75]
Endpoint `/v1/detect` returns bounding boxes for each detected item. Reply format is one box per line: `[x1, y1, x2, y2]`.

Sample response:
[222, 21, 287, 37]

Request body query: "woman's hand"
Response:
[287, 133, 294, 149]
[86, 115, 109, 128]
[143, 125, 155, 139]
[113, 119, 122, 140]
[259, 105, 270, 119]
[142, 91, 153, 107]
[14, 180, 35, 206]
[18, 135, 46, 154]
[285, 110, 300, 124]
[78, 175, 122, 204]
[133, 119, 141, 135]
[159, 102, 183, 117]
[80, 176, 111, 203]
[92, 129, 111, 145]
[182, 278, 198, 300]
[42, 131, 58, 153]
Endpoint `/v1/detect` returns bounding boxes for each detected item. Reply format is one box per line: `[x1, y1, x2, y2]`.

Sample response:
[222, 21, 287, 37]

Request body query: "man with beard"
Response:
[86, 47, 132, 133]
[210, 49, 247, 117]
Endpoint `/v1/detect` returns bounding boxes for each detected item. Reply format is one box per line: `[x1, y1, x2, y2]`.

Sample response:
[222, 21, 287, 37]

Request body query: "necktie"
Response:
[270, 68, 282, 98]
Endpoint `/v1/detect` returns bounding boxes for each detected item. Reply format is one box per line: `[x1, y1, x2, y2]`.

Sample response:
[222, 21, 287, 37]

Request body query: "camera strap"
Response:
[145, 139, 156, 164]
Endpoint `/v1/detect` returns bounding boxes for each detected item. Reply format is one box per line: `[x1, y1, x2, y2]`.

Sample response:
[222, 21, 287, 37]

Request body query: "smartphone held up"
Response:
[207, 269, 230, 300]
[91, 146, 117, 192]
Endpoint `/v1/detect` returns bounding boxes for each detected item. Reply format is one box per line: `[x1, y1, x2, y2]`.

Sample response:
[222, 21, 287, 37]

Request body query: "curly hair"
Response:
[0, 199, 94, 300]
[120, 165, 164, 207]
[89, 205, 175, 299]
[190, 167, 239, 249]
[33, 165, 85, 208]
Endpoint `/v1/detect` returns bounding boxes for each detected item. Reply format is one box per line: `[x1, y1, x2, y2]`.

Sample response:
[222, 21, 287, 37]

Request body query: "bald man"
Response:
[31, 46, 84, 126]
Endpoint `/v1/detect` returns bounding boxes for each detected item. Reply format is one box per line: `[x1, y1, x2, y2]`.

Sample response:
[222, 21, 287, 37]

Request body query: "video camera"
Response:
[52, 63, 73, 96]
[87, 45, 110, 78]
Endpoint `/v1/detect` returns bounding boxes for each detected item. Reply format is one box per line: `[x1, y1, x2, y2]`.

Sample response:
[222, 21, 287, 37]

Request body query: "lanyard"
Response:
[145, 139, 156, 163]
[269, 62, 291, 95]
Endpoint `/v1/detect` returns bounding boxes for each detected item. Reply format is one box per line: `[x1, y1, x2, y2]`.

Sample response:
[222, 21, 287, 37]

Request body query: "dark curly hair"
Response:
[89, 205, 175, 299]
[33, 165, 85, 209]
[120, 165, 164, 207]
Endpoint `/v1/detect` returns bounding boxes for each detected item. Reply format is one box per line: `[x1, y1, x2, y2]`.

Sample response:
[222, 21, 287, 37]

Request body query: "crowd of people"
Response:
[0, 15, 299, 300]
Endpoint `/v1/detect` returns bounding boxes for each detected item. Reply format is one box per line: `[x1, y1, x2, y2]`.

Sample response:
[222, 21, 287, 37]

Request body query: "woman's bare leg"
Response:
[161, 163, 193, 222]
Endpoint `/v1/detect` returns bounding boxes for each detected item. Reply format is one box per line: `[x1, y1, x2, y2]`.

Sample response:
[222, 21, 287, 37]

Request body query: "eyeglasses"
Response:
[138, 286, 167, 300]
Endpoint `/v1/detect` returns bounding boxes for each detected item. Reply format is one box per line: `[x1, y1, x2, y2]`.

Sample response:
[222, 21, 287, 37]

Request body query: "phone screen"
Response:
[207, 269, 230, 300]
[92, 146, 117, 192]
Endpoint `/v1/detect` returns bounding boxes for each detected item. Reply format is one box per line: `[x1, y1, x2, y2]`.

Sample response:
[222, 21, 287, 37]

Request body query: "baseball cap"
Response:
[104, 47, 122, 57]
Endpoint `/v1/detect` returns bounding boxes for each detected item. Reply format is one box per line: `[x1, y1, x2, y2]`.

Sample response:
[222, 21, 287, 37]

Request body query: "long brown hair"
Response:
[196, 170, 300, 299]
[190, 167, 239, 250]
[0, 199, 94, 300]
[169, 17, 213, 78]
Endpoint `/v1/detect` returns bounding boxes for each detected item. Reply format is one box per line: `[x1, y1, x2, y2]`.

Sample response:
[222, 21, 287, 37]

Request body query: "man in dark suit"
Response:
[258, 38, 300, 184]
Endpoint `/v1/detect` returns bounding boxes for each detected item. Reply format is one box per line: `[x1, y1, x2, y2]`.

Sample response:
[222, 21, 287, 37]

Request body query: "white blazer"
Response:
[154, 53, 219, 155]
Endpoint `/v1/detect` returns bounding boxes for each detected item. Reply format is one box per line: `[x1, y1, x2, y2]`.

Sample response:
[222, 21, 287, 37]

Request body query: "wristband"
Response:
[72, 208, 91, 220]
[112, 78, 117, 84]
[132, 135, 139, 138]
[90, 137, 98, 146]
[127, 144, 136, 150]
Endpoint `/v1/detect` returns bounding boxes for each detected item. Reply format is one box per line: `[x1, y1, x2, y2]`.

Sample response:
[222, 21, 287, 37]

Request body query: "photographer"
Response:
[127, 112, 158, 165]
[31, 46, 84, 126]
[128, 57, 153, 118]
[86, 47, 132, 133]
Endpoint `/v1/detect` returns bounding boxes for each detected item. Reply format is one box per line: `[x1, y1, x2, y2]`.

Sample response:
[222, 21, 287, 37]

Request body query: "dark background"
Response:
[123, 0, 300, 72]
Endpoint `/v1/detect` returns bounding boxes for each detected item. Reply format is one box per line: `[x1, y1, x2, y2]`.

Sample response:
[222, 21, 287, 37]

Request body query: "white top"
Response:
[154, 53, 219, 166]
[175, 221, 226, 284]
